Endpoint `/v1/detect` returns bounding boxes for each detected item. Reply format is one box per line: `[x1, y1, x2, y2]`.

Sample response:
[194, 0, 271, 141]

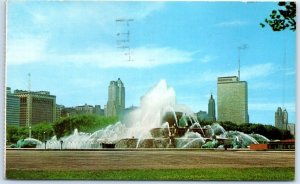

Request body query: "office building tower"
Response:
[75, 103, 94, 114]
[105, 78, 125, 117]
[94, 105, 104, 116]
[6, 87, 20, 126]
[275, 107, 288, 131]
[217, 76, 249, 125]
[56, 104, 64, 121]
[196, 111, 209, 122]
[207, 94, 216, 122]
[287, 123, 295, 136]
[14, 90, 56, 127]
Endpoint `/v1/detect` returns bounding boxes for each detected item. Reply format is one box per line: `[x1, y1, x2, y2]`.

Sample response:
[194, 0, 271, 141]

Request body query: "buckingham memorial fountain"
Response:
[17, 80, 269, 149]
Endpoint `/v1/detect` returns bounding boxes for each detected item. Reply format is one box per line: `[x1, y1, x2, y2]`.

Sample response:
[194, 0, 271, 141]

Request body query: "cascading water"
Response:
[249, 133, 270, 143]
[35, 80, 269, 149]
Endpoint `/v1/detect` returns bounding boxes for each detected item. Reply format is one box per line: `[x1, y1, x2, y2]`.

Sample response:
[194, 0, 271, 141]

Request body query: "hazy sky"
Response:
[6, 1, 296, 125]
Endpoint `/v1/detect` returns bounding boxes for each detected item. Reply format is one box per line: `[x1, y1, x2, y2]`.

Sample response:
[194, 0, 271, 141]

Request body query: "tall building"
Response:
[287, 123, 295, 136]
[75, 103, 94, 114]
[14, 90, 56, 127]
[196, 111, 209, 122]
[207, 94, 216, 122]
[275, 107, 288, 131]
[94, 105, 104, 116]
[74, 104, 104, 116]
[105, 78, 125, 117]
[56, 104, 64, 121]
[217, 76, 249, 125]
[6, 87, 20, 126]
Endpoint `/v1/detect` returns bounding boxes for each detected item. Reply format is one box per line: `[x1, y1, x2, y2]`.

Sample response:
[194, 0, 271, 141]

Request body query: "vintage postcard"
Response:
[5, 0, 296, 181]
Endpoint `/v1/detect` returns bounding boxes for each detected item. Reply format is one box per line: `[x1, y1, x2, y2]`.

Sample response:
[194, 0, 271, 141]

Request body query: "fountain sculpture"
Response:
[34, 80, 269, 149]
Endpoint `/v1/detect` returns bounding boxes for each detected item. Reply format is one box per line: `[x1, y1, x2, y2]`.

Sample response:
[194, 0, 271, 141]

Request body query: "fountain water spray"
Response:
[35, 80, 269, 149]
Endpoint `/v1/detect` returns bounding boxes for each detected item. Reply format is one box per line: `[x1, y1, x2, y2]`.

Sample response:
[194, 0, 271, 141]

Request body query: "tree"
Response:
[215, 122, 293, 140]
[31, 123, 54, 141]
[219, 121, 238, 131]
[260, 2, 296, 31]
[52, 114, 118, 139]
[6, 126, 19, 144]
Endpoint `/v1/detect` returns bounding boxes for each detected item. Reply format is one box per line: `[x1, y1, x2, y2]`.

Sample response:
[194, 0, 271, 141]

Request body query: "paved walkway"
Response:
[6, 150, 295, 171]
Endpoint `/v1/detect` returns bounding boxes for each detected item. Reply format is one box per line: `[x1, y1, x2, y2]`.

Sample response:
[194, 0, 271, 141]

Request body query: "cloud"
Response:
[7, 2, 183, 69]
[16, 2, 165, 33]
[131, 2, 165, 20]
[7, 35, 48, 65]
[7, 36, 194, 68]
[201, 63, 275, 82]
[176, 62, 276, 87]
[215, 20, 247, 27]
[279, 67, 296, 76]
[199, 55, 217, 63]
[63, 46, 194, 68]
[241, 63, 275, 80]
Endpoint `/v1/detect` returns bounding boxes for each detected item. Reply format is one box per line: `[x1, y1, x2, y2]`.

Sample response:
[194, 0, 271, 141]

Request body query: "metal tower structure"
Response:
[27, 73, 32, 138]
[282, 47, 287, 108]
[115, 18, 134, 62]
[237, 44, 247, 80]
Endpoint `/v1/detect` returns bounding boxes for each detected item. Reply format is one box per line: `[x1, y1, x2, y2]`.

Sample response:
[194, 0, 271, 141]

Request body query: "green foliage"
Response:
[31, 123, 54, 141]
[6, 123, 54, 144]
[6, 125, 27, 144]
[53, 114, 118, 139]
[219, 121, 239, 132]
[261, 2, 296, 31]
[196, 118, 293, 141]
[6, 115, 117, 144]
[218, 121, 293, 140]
[6, 126, 20, 144]
[6, 167, 294, 180]
[197, 119, 214, 126]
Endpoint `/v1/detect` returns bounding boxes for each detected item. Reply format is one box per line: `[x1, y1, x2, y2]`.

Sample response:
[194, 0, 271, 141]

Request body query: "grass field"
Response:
[6, 150, 295, 180]
[6, 167, 294, 180]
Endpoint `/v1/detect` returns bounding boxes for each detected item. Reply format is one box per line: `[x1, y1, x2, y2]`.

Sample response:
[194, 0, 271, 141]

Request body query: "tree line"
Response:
[199, 120, 293, 140]
[6, 114, 293, 145]
[6, 114, 118, 144]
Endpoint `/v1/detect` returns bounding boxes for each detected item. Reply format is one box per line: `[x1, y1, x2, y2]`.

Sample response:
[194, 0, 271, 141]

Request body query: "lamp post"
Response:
[29, 126, 31, 139]
[60, 140, 63, 150]
[44, 132, 46, 149]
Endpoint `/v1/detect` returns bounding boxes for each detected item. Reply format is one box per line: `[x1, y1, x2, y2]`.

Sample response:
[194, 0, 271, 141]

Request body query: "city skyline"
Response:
[6, 1, 296, 125]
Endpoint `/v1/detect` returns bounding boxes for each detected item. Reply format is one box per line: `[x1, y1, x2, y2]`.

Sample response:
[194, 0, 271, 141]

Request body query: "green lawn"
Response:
[6, 167, 294, 180]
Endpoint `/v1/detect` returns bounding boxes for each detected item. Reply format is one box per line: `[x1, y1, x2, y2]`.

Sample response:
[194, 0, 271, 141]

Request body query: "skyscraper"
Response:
[105, 78, 125, 117]
[217, 76, 249, 125]
[275, 107, 288, 131]
[14, 90, 56, 127]
[207, 94, 216, 122]
[6, 87, 20, 126]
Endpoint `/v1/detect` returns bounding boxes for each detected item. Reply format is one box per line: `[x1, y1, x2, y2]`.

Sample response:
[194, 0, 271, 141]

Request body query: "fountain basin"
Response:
[115, 138, 138, 148]
[150, 128, 174, 138]
[175, 138, 205, 148]
[101, 143, 116, 148]
[116, 138, 170, 148]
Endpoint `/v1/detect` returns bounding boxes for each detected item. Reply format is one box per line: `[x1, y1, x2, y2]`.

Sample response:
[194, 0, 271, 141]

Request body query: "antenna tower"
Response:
[115, 18, 134, 62]
[237, 44, 248, 80]
[282, 47, 286, 108]
[27, 73, 32, 138]
[28, 73, 31, 92]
